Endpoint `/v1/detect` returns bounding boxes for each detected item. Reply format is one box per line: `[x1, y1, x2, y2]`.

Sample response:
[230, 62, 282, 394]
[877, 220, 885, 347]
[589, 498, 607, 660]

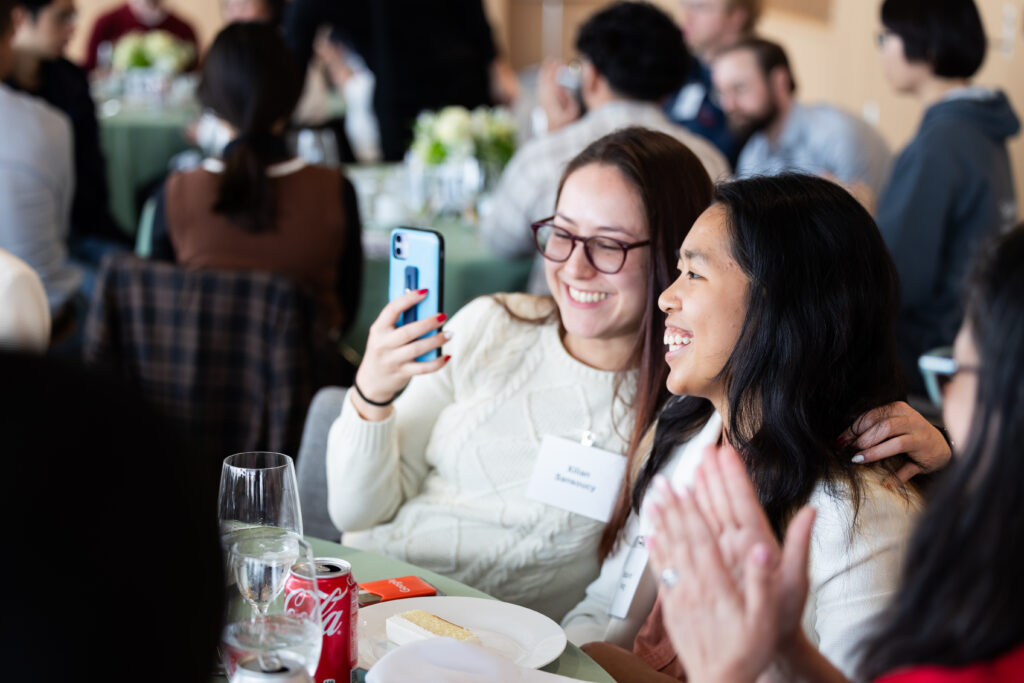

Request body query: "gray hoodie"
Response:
[876, 87, 1019, 393]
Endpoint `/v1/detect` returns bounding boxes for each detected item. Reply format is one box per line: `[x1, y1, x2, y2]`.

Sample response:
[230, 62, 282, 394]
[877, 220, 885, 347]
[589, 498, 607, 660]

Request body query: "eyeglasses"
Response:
[918, 347, 979, 408]
[531, 219, 650, 275]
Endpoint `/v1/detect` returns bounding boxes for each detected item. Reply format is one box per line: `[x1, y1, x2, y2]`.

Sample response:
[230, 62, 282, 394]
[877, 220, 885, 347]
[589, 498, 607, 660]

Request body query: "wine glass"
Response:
[222, 537, 322, 680]
[233, 530, 300, 619]
[218, 451, 303, 550]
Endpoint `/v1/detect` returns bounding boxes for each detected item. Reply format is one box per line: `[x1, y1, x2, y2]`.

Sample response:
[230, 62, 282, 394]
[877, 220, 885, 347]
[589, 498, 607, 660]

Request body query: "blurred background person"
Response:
[8, 0, 128, 267]
[0, 248, 50, 352]
[82, 0, 197, 72]
[712, 37, 892, 209]
[149, 22, 362, 346]
[284, 0, 518, 161]
[0, 0, 80, 339]
[482, 1, 728, 294]
[0, 351, 224, 682]
[875, 0, 1019, 396]
[666, 0, 762, 165]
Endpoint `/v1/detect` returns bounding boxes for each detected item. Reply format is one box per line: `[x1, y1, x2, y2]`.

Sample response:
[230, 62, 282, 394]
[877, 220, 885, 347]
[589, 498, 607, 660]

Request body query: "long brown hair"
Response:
[541, 128, 713, 560]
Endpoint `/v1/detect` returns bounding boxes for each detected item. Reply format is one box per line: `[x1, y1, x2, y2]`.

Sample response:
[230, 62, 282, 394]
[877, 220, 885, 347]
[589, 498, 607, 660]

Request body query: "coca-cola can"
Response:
[285, 558, 358, 683]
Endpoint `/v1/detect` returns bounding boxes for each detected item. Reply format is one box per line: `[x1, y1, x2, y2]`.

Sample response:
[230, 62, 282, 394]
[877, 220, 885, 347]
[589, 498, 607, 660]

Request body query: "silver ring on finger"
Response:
[660, 567, 680, 589]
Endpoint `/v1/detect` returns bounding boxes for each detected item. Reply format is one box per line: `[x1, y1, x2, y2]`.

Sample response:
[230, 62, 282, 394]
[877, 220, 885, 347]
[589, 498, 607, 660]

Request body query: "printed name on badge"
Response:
[525, 435, 627, 522]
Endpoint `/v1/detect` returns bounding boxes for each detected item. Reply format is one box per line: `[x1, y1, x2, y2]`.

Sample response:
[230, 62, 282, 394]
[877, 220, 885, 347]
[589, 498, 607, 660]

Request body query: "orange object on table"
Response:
[358, 575, 440, 606]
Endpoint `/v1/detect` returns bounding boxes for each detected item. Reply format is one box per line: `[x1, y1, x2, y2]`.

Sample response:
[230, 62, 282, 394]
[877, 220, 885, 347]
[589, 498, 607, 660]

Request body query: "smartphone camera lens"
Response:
[395, 234, 403, 242]
[395, 245, 404, 257]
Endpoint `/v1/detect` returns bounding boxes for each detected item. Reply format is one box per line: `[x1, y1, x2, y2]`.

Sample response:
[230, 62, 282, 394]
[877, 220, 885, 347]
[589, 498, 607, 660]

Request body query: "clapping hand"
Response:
[646, 444, 816, 683]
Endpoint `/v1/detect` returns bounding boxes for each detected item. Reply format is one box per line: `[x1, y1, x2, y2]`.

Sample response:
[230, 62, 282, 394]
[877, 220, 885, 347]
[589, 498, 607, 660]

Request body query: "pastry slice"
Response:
[385, 609, 481, 646]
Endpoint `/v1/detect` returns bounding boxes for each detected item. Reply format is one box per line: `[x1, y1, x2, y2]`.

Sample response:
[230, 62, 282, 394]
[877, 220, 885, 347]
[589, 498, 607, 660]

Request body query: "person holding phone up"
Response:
[325, 128, 951, 624]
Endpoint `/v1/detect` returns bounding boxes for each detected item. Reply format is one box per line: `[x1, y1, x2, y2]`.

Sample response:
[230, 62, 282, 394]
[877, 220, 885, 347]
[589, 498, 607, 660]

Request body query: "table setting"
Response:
[214, 451, 613, 683]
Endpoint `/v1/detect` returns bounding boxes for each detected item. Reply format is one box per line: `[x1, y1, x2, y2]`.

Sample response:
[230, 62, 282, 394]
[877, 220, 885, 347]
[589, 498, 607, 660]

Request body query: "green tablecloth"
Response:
[215, 537, 613, 682]
[99, 104, 197, 234]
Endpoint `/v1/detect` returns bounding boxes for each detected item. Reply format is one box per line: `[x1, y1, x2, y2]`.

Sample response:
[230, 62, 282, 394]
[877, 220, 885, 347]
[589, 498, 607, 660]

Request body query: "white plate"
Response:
[357, 596, 567, 670]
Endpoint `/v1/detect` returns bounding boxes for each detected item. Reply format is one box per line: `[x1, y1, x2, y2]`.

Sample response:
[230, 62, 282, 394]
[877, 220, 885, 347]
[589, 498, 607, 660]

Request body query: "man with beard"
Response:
[664, 0, 761, 166]
[714, 37, 892, 206]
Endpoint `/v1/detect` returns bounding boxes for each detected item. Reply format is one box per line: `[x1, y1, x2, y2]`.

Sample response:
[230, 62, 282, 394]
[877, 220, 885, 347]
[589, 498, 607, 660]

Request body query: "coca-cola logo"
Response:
[285, 586, 353, 637]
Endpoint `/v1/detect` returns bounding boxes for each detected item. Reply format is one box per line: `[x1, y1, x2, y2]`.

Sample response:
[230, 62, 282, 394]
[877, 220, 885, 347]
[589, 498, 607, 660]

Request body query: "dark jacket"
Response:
[876, 89, 1019, 392]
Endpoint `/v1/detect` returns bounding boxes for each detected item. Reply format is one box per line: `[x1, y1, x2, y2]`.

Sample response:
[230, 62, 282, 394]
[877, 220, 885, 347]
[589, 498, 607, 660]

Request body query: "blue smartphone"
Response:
[388, 227, 445, 362]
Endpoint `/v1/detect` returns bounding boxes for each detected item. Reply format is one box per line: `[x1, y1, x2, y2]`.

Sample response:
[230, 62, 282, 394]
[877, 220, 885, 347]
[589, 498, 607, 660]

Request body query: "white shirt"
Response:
[563, 411, 920, 678]
[0, 248, 51, 352]
[0, 84, 78, 313]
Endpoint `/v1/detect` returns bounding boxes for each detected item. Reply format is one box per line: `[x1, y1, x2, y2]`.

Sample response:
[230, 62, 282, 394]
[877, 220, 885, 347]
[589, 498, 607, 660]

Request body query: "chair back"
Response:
[83, 254, 315, 478]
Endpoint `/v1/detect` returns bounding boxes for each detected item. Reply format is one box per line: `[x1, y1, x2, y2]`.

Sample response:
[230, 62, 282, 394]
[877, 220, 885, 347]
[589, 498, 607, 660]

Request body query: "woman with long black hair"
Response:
[646, 226, 1024, 681]
[569, 174, 944, 681]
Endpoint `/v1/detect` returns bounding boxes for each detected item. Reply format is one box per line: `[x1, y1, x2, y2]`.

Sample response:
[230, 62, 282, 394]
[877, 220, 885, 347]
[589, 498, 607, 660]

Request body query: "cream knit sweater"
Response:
[326, 294, 636, 621]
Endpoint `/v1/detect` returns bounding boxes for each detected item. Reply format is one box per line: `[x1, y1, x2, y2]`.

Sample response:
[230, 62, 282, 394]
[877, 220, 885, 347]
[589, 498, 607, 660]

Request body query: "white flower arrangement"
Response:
[410, 105, 517, 170]
[111, 30, 194, 75]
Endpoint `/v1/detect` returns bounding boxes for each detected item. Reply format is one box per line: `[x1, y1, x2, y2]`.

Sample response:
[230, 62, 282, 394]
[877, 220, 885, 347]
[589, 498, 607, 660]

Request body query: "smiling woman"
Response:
[326, 127, 713, 621]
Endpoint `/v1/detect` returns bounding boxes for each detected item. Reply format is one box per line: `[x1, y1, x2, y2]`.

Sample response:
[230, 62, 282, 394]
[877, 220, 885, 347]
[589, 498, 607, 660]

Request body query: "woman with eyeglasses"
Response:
[645, 225, 1024, 683]
[325, 129, 947, 622]
[325, 127, 709, 619]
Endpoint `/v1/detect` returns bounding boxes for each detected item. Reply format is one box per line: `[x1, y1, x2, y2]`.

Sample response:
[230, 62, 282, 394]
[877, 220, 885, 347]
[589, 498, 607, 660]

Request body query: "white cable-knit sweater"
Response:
[326, 294, 636, 621]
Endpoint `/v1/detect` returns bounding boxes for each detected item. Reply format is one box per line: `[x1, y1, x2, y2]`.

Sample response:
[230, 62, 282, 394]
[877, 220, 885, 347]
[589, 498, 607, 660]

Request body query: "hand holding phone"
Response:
[351, 229, 448, 420]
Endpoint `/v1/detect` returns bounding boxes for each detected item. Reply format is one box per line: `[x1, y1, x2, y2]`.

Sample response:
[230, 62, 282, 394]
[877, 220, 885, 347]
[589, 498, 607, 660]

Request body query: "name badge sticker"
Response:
[525, 435, 627, 522]
[609, 536, 649, 619]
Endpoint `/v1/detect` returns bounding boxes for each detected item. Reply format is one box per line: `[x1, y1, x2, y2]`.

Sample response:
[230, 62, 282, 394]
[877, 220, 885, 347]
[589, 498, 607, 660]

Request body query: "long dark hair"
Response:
[858, 227, 1024, 678]
[632, 174, 906, 539]
[198, 22, 302, 233]
[563, 128, 711, 559]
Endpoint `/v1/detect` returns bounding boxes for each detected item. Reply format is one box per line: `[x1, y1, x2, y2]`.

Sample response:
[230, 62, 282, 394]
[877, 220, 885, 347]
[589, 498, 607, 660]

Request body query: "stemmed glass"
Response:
[216, 452, 304, 677]
[222, 537, 322, 680]
[218, 451, 303, 549]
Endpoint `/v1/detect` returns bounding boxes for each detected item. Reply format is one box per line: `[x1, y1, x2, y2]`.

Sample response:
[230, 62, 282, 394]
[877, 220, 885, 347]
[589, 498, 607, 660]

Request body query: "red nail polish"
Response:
[417, 288, 429, 295]
[443, 355, 451, 362]
[436, 313, 448, 322]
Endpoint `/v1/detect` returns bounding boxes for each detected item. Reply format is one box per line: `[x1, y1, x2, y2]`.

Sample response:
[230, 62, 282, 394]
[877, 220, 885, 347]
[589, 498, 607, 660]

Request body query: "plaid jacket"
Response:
[84, 254, 314, 475]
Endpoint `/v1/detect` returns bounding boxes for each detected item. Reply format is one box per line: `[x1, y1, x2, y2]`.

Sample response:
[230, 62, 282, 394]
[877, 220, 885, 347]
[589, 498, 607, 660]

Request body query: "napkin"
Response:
[366, 639, 578, 683]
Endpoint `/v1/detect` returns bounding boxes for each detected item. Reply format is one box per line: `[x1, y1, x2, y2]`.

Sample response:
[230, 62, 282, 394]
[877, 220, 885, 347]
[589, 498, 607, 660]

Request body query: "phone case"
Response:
[388, 228, 445, 362]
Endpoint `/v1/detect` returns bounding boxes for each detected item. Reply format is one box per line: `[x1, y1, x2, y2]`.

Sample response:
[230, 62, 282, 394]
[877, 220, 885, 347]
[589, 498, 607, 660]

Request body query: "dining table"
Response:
[213, 535, 614, 682]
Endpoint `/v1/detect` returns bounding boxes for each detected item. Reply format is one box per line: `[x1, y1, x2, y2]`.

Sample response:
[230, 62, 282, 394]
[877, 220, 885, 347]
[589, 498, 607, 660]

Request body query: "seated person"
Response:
[327, 127, 715, 623]
[664, 0, 762, 165]
[150, 22, 362, 339]
[713, 37, 892, 207]
[565, 175, 949, 682]
[875, 0, 1018, 395]
[481, 1, 729, 293]
[8, 0, 127, 259]
[326, 128, 945, 627]
[0, 350, 224, 682]
[0, 0, 80, 325]
[82, 0, 197, 72]
[645, 226, 1024, 682]
[0, 248, 50, 351]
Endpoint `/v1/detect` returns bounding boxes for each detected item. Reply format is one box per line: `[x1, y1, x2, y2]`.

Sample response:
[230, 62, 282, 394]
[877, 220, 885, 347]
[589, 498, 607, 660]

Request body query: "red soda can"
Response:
[285, 558, 358, 683]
